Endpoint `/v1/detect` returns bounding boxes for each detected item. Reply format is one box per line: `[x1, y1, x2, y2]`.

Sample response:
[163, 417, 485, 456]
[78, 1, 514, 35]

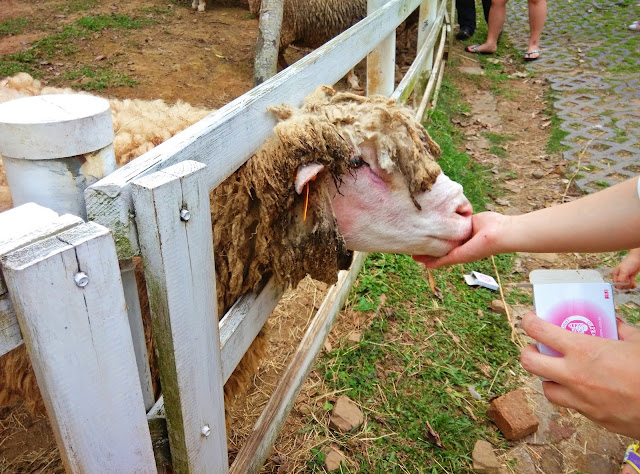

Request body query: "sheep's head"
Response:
[274, 86, 472, 256]
[211, 86, 472, 309]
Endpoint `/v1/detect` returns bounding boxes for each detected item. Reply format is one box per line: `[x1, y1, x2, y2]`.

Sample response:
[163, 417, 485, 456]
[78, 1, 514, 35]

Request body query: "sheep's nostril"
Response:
[456, 201, 473, 218]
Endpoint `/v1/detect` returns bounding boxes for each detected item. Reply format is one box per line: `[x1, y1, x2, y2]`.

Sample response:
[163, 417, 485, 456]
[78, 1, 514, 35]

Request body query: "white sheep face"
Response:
[296, 144, 473, 257]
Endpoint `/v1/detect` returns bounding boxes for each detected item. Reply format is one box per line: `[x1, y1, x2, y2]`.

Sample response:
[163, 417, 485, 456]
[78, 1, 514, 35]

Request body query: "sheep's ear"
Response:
[295, 162, 325, 194]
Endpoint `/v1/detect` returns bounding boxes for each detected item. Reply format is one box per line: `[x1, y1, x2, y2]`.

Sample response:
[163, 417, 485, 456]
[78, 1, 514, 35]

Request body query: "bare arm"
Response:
[415, 176, 640, 267]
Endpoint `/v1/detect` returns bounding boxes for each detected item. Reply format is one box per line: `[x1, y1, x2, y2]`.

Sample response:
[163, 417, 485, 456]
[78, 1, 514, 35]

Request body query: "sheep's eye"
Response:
[350, 156, 365, 168]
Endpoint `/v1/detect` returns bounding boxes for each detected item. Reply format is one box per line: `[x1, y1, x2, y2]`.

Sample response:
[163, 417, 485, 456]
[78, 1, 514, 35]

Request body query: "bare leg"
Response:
[467, 0, 507, 54]
[526, 0, 547, 59]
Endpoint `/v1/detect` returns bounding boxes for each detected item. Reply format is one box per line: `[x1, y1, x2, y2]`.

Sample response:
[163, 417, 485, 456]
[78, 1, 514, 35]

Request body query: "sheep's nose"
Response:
[456, 201, 473, 218]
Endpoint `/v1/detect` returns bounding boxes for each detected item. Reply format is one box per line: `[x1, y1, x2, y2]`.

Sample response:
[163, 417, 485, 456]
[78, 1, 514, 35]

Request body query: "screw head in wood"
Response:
[201, 425, 211, 437]
[74, 272, 89, 287]
[180, 208, 191, 221]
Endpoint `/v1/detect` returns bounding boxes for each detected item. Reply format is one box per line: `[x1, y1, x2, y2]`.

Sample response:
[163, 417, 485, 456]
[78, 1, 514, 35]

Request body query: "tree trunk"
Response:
[253, 0, 284, 86]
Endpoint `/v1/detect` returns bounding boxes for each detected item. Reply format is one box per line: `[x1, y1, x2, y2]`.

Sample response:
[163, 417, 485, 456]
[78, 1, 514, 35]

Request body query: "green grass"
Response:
[423, 78, 494, 212]
[76, 14, 154, 31]
[310, 252, 521, 472]
[62, 66, 138, 90]
[0, 12, 153, 80]
[139, 6, 175, 16]
[0, 17, 29, 36]
[544, 91, 570, 155]
[57, 0, 100, 13]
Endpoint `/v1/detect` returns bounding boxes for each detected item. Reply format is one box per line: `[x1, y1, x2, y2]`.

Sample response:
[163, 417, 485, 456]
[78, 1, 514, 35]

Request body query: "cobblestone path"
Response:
[506, 0, 640, 192]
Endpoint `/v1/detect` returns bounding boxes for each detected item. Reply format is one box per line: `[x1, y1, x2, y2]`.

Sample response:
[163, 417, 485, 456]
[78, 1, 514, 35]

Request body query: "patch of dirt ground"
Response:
[0, 2, 637, 473]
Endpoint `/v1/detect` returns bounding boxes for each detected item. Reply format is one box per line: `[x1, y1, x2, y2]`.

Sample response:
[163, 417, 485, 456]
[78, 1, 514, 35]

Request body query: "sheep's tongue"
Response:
[295, 162, 325, 194]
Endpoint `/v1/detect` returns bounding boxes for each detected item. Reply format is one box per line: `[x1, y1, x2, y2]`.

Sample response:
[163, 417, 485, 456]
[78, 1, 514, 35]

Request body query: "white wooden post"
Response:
[0, 93, 155, 410]
[367, 0, 396, 96]
[1, 220, 156, 473]
[132, 161, 228, 474]
[0, 94, 115, 219]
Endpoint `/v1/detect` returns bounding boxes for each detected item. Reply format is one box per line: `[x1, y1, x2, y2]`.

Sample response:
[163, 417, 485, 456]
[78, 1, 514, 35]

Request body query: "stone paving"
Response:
[506, 0, 640, 191]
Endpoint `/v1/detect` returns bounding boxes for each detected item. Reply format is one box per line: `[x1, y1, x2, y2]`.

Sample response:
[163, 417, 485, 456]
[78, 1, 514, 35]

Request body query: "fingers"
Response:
[520, 343, 566, 382]
[521, 311, 583, 354]
[612, 267, 635, 289]
[540, 381, 586, 413]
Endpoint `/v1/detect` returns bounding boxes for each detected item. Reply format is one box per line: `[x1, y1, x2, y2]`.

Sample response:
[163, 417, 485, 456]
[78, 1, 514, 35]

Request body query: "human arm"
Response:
[414, 176, 640, 268]
[612, 248, 640, 290]
[519, 311, 640, 439]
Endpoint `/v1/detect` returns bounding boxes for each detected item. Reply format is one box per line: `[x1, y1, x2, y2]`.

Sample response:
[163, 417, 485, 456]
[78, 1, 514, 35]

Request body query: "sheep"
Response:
[0, 74, 472, 425]
[248, 0, 367, 88]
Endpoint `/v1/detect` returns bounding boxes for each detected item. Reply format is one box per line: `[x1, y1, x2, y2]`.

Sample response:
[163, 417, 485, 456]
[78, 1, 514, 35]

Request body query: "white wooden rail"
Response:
[0, 0, 452, 471]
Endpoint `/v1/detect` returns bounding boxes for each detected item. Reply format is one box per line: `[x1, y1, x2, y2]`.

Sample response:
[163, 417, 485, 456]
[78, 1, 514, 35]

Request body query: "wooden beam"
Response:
[391, 0, 445, 104]
[132, 161, 228, 474]
[229, 252, 367, 474]
[0, 203, 83, 356]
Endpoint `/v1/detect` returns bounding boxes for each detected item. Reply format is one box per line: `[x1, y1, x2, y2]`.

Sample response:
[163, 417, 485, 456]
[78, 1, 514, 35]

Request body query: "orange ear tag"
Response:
[303, 182, 310, 222]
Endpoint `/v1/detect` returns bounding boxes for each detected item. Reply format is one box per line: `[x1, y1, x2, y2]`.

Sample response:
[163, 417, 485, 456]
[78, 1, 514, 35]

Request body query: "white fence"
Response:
[0, 0, 453, 471]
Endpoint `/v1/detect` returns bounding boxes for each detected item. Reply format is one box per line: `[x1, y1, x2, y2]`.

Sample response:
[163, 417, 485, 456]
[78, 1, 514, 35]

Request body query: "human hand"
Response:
[520, 311, 640, 439]
[413, 211, 510, 268]
[612, 248, 640, 290]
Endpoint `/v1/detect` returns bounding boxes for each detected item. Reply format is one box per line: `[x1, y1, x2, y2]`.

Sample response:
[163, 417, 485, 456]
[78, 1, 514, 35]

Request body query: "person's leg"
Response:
[456, 0, 477, 39]
[525, 0, 547, 59]
[466, 0, 507, 54]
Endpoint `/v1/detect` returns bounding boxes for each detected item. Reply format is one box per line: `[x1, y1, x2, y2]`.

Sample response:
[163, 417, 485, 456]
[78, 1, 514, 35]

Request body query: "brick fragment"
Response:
[487, 389, 539, 440]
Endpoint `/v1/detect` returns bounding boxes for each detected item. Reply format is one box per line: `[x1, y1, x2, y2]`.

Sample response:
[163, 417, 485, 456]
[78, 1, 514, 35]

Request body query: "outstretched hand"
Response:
[520, 311, 640, 439]
[413, 211, 510, 268]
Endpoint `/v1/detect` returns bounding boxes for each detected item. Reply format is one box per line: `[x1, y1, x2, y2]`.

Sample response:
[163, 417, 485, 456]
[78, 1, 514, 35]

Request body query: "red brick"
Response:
[487, 389, 539, 440]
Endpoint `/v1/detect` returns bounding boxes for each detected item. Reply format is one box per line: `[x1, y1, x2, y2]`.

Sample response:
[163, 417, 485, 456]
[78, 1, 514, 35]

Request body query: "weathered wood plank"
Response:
[367, 0, 396, 97]
[0, 203, 83, 294]
[0, 203, 83, 356]
[132, 161, 228, 474]
[85, 0, 423, 260]
[0, 295, 21, 356]
[121, 259, 155, 410]
[219, 277, 284, 383]
[1, 221, 155, 473]
[415, 23, 447, 121]
[391, 0, 445, 104]
[228, 252, 367, 474]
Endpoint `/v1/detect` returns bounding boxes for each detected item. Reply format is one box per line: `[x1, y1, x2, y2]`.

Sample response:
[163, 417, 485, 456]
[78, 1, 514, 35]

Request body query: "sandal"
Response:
[523, 50, 541, 62]
[465, 44, 494, 55]
[622, 442, 640, 474]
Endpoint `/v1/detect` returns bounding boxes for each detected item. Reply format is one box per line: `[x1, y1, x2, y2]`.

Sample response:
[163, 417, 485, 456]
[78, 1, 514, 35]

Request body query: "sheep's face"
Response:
[297, 141, 472, 257]
[286, 87, 473, 257]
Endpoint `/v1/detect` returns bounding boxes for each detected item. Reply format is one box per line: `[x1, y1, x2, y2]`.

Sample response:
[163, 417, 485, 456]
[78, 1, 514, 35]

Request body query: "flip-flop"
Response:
[465, 44, 494, 55]
[523, 49, 541, 61]
[622, 442, 640, 474]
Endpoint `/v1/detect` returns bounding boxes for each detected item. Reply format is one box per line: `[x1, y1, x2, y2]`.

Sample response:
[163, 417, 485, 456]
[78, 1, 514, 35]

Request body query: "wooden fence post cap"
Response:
[0, 94, 114, 160]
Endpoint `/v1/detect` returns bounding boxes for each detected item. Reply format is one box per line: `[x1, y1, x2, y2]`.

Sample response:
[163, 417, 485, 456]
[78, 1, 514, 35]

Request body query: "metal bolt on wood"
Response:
[201, 425, 211, 437]
[179, 209, 191, 222]
[74, 272, 89, 288]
